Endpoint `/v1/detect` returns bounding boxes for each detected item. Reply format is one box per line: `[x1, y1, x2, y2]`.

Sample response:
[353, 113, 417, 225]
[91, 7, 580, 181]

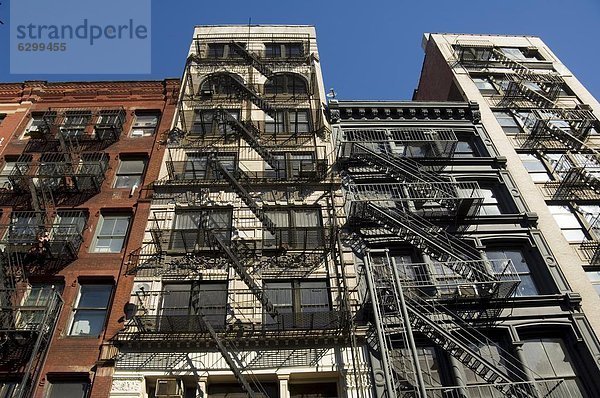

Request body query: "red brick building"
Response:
[0, 79, 179, 398]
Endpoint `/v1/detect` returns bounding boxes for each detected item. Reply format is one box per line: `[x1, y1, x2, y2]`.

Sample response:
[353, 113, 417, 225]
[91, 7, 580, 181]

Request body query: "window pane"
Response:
[78, 285, 111, 308]
[118, 160, 145, 174]
[49, 382, 88, 398]
[70, 310, 107, 336]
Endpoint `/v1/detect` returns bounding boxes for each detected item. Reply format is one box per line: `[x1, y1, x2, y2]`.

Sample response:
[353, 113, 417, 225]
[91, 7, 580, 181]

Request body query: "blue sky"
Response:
[1, 0, 599, 100]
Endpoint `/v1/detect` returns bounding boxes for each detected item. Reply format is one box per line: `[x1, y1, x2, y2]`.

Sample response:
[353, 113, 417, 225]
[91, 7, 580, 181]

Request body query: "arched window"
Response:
[264, 73, 308, 96]
[199, 73, 244, 96]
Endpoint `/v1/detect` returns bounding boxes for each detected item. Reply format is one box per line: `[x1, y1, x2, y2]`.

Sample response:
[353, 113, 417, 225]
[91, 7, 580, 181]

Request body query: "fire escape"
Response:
[455, 41, 599, 152]
[121, 34, 348, 397]
[336, 126, 572, 397]
[0, 107, 121, 398]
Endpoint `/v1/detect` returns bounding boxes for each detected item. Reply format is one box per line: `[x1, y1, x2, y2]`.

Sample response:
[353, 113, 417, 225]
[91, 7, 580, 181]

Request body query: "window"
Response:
[289, 382, 338, 398]
[485, 248, 539, 296]
[548, 205, 586, 242]
[47, 381, 89, 398]
[392, 346, 443, 388]
[263, 207, 323, 249]
[493, 111, 521, 134]
[264, 74, 308, 96]
[52, 211, 87, 241]
[190, 109, 239, 137]
[463, 342, 509, 397]
[19, 284, 62, 328]
[265, 109, 311, 135]
[577, 205, 600, 240]
[264, 42, 304, 58]
[7, 212, 38, 243]
[21, 112, 51, 139]
[519, 153, 552, 182]
[453, 138, 478, 158]
[0, 114, 6, 125]
[585, 271, 600, 296]
[92, 214, 130, 253]
[179, 153, 235, 181]
[477, 186, 504, 216]
[200, 73, 243, 96]
[69, 284, 112, 336]
[263, 280, 331, 329]
[500, 47, 543, 61]
[170, 208, 232, 251]
[0, 159, 16, 189]
[522, 337, 588, 397]
[161, 282, 227, 331]
[114, 158, 146, 188]
[61, 110, 91, 138]
[130, 112, 159, 137]
[264, 152, 316, 180]
[206, 42, 245, 59]
[473, 77, 497, 94]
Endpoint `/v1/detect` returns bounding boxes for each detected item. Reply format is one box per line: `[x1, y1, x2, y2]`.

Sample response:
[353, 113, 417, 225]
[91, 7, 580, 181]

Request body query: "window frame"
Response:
[113, 157, 147, 189]
[68, 283, 112, 337]
[264, 109, 312, 136]
[91, 213, 131, 253]
[484, 245, 543, 297]
[130, 112, 160, 137]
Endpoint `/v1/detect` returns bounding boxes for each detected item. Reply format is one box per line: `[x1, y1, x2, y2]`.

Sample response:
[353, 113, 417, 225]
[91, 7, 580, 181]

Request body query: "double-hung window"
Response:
[263, 207, 323, 250]
[548, 205, 586, 242]
[114, 158, 146, 189]
[522, 337, 588, 397]
[170, 208, 232, 252]
[61, 111, 91, 138]
[486, 248, 539, 297]
[263, 280, 331, 329]
[92, 214, 130, 253]
[161, 282, 227, 331]
[493, 111, 521, 134]
[69, 284, 112, 336]
[130, 112, 159, 137]
[265, 109, 311, 135]
[47, 381, 89, 398]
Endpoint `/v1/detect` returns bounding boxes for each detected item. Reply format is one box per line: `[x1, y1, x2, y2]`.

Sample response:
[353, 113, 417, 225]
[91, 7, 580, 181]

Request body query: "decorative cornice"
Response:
[328, 100, 479, 123]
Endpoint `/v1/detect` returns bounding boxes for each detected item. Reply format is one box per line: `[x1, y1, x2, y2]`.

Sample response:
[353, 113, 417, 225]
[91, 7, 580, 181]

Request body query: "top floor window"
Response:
[264, 42, 304, 58]
[499, 47, 544, 61]
[130, 112, 160, 137]
[206, 42, 245, 59]
[0, 114, 6, 125]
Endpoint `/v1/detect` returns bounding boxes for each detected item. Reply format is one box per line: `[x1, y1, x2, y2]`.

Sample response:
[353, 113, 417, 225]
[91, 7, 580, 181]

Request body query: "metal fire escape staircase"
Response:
[214, 108, 280, 169]
[228, 41, 275, 79]
[186, 54, 277, 116]
[189, 290, 261, 398]
[484, 48, 563, 109]
[366, 256, 538, 398]
[521, 108, 598, 151]
[360, 204, 487, 281]
[349, 144, 458, 198]
[210, 158, 278, 235]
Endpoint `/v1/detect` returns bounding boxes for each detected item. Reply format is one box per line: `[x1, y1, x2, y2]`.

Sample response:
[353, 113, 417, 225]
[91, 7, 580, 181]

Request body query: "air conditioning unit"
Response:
[155, 378, 183, 398]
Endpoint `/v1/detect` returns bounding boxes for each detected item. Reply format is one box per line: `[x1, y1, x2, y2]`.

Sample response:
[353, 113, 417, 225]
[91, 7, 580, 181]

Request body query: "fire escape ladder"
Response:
[187, 298, 259, 398]
[226, 77, 277, 117]
[228, 41, 274, 79]
[205, 219, 279, 321]
[215, 108, 280, 169]
[405, 296, 535, 397]
[15, 290, 63, 398]
[363, 203, 486, 281]
[352, 144, 456, 194]
[211, 160, 277, 235]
